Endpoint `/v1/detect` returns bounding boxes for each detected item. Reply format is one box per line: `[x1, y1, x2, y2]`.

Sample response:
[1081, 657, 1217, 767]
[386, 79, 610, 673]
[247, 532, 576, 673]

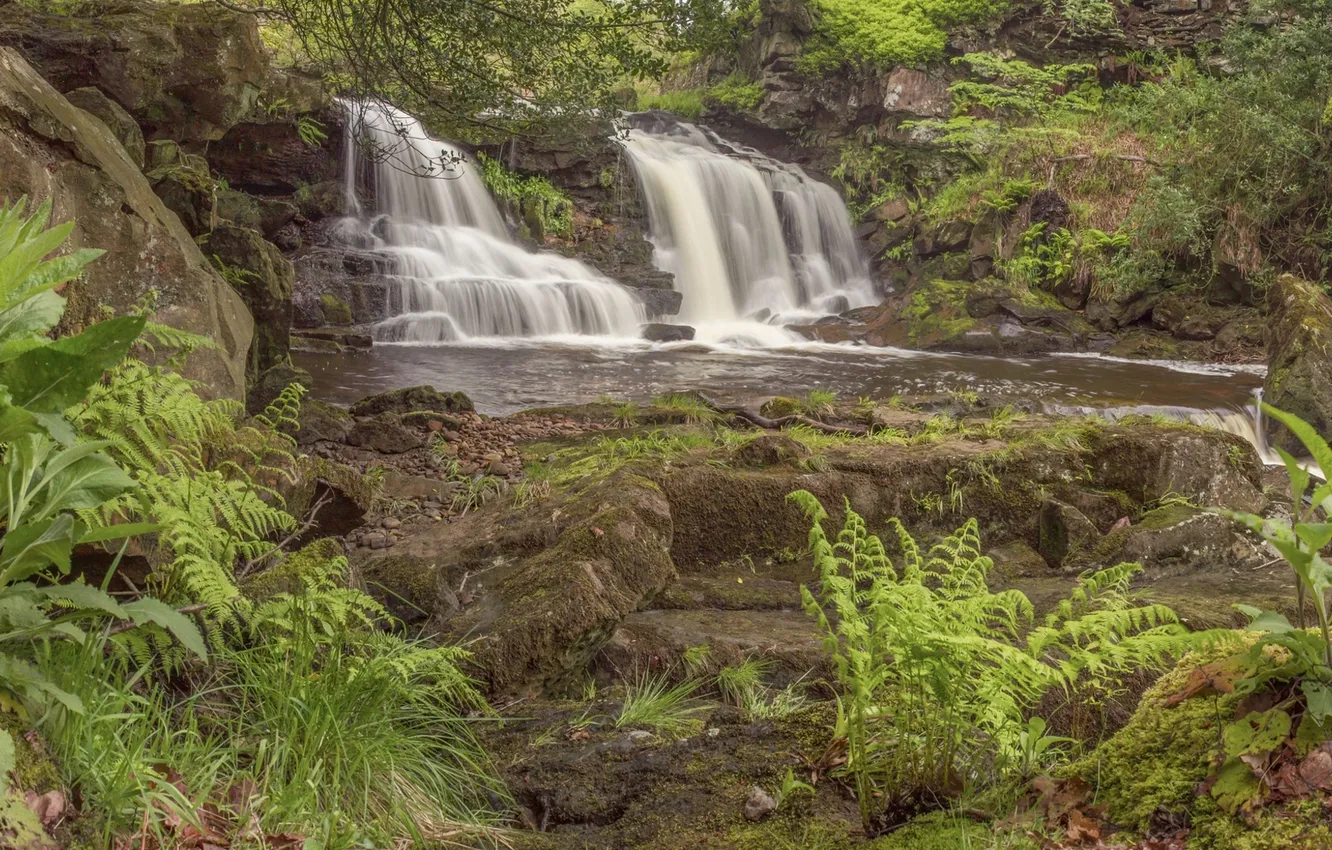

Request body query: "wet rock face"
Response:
[63, 86, 144, 168]
[349, 385, 475, 417]
[1263, 274, 1332, 454]
[641, 322, 696, 342]
[0, 48, 252, 399]
[0, 0, 267, 142]
[203, 222, 295, 377]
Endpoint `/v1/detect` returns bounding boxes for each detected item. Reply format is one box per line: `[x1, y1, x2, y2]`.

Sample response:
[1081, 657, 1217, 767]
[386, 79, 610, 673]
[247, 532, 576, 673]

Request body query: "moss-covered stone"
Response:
[242, 538, 344, 601]
[319, 293, 354, 326]
[350, 385, 475, 417]
[1263, 274, 1332, 454]
[866, 811, 992, 849]
[1066, 638, 1249, 830]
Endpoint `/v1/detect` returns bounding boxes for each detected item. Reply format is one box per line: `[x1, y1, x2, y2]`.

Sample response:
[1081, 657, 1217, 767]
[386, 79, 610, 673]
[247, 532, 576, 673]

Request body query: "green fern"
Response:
[789, 490, 1194, 829]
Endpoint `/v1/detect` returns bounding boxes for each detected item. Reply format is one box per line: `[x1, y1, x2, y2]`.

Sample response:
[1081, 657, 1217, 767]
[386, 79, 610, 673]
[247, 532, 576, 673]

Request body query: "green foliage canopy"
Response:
[235, 0, 732, 138]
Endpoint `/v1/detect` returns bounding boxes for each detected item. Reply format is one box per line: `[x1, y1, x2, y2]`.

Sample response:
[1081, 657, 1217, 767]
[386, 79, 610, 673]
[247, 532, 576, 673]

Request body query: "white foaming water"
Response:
[1051, 401, 1287, 466]
[339, 101, 644, 343]
[621, 117, 877, 342]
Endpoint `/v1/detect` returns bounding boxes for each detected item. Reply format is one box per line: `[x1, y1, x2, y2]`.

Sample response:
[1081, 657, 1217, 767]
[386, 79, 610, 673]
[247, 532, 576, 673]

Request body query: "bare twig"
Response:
[237, 490, 334, 579]
[695, 393, 868, 436]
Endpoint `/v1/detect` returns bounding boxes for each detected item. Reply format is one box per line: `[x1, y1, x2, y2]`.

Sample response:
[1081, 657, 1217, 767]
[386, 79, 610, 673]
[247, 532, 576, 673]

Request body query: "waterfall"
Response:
[621, 116, 877, 342]
[338, 101, 644, 343]
[1051, 402, 1281, 464]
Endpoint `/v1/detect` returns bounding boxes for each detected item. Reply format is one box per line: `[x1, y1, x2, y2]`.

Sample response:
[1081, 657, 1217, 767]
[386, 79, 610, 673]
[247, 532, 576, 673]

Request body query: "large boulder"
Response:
[1263, 274, 1332, 453]
[0, 48, 251, 398]
[203, 222, 294, 376]
[350, 385, 475, 417]
[0, 0, 266, 142]
[62, 86, 143, 168]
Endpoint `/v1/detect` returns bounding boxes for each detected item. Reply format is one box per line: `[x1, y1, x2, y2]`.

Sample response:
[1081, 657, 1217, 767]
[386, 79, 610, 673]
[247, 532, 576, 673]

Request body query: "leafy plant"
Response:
[1220, 405, 1332, 713]
[477, 152, 574, 237]
[790, 490, 1190, 830]
[0, 198, 207, 792]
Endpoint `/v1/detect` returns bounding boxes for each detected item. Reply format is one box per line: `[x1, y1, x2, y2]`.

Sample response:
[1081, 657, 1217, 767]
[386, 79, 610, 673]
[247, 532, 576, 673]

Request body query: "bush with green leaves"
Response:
[0, 199, 504, 847]
[1221, 405, 1332, 713]
[0, 198, 207, 793]
[789, 490, 1191, 831]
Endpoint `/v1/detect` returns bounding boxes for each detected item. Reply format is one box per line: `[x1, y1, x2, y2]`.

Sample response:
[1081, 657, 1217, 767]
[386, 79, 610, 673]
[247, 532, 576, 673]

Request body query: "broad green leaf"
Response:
[6, 250, 103, 307]
[0, 289, 62, 348]
[37, 581, 126, 619]
[75, 522, 159, 544]
[0, 729, 12, 797]
[1234, 604, 1295, 634]
[1276, 446, 1312, 505]
[122, 598, 208, 660]
[0, 593, 49, 632]
[0, 315, 144, 412]
[0, 401, 41, 444]
[1295, 523, 1332, 553]
[1264, 404, 1332, 485]
[0, 221, 73, 308]
[0, 515, 76, 585]
[1304, 681, 1332, 725]
[29, 453, 134, 520]
[0, 654, 82, 714]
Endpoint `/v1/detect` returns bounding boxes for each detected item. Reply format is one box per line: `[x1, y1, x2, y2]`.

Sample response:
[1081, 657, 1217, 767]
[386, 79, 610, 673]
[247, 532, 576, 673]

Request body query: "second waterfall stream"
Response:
[337, 102, 876, 346]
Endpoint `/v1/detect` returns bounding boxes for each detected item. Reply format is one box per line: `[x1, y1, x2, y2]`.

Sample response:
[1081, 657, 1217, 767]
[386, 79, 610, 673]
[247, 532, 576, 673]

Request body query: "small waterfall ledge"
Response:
[621, 114, 878, 344]
[337, 101, 645, 343]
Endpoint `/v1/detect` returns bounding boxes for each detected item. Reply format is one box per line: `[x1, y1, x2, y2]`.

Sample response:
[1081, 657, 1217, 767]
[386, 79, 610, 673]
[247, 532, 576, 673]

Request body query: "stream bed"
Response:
[295, 340, 1263, 416]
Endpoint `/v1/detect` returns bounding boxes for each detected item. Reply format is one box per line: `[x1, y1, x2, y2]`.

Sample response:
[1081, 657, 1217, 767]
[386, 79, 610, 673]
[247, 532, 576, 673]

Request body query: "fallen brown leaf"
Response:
[1164, 662, 1238, 708]
[23, 789, 65, 827]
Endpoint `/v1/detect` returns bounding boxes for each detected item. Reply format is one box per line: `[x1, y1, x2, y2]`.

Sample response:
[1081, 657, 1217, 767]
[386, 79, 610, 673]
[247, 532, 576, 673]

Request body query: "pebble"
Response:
[382, 517, 402, 530]
[742, 787, 776, 822]
[627, 730, 654, 746]
[705, 727, 720, 739]
[367, 535, 387, 550]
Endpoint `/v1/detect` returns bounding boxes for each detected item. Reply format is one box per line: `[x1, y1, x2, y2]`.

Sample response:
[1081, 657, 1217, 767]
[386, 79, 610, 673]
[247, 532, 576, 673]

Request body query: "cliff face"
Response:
[0, 0, 346, 401]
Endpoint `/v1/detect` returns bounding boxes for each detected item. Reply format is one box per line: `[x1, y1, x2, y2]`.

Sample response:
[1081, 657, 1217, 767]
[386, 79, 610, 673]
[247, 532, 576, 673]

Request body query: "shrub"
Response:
[790, 490, 1191, 831]
[0, 198, 207, 794]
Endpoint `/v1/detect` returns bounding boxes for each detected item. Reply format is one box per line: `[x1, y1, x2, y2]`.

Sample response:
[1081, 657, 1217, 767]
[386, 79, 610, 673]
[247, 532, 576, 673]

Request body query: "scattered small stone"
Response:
[627, 730, 654, 746]
[427, 420, 444, 432]
[442, 430, 462, 442]
[367, 535, 388, 550]
[742, 786, 777, 822]
[382, 517, 402, 530]
[706, 727, 720, 739]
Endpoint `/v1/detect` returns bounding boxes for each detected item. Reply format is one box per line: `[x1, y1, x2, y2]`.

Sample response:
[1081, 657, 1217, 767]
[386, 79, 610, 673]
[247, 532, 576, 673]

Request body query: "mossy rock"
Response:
[759, 397, 801, 418]
[1066, 638, 1250, 830]
[242, 537, 344, 601]
[319, 293, 354, 326]
[350, 385, 475, 417]
[866, 811, 991, 849]
[1263, 274, 1332, 454]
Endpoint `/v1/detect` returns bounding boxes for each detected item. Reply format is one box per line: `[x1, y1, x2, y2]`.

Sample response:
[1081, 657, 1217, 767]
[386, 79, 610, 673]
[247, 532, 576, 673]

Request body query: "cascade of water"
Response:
[1050, 402, 1281, 465]
[620, 116, 877, 339]
[338, 101, 644, 343]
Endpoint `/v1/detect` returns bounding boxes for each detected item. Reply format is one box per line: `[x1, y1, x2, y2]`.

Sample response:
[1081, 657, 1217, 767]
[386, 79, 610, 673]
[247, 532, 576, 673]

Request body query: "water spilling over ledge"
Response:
[621, 113, 878, 344]
[337, 101, 645, 342]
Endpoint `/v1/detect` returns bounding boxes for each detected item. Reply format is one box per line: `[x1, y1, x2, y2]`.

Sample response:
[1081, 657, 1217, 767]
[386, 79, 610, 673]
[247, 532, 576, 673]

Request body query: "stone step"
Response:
[598, 609, 826, 685]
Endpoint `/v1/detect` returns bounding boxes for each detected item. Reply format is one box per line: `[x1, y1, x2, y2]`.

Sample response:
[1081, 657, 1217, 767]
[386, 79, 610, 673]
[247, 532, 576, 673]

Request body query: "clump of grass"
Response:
[512, 478, 552, 508]
[715, 658, 774, 708]
[452, 474, 507, 514]
[615, 674, 708, 737]
[612, 401, 639, 428]
[652, 393, 720, 425]
[800, 389, 838, 419]
[682, 644, 713, 677]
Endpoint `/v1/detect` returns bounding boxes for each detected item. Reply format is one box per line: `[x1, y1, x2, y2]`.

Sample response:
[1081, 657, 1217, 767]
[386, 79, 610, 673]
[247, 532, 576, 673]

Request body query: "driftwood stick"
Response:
[696, 393, 868, 436]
